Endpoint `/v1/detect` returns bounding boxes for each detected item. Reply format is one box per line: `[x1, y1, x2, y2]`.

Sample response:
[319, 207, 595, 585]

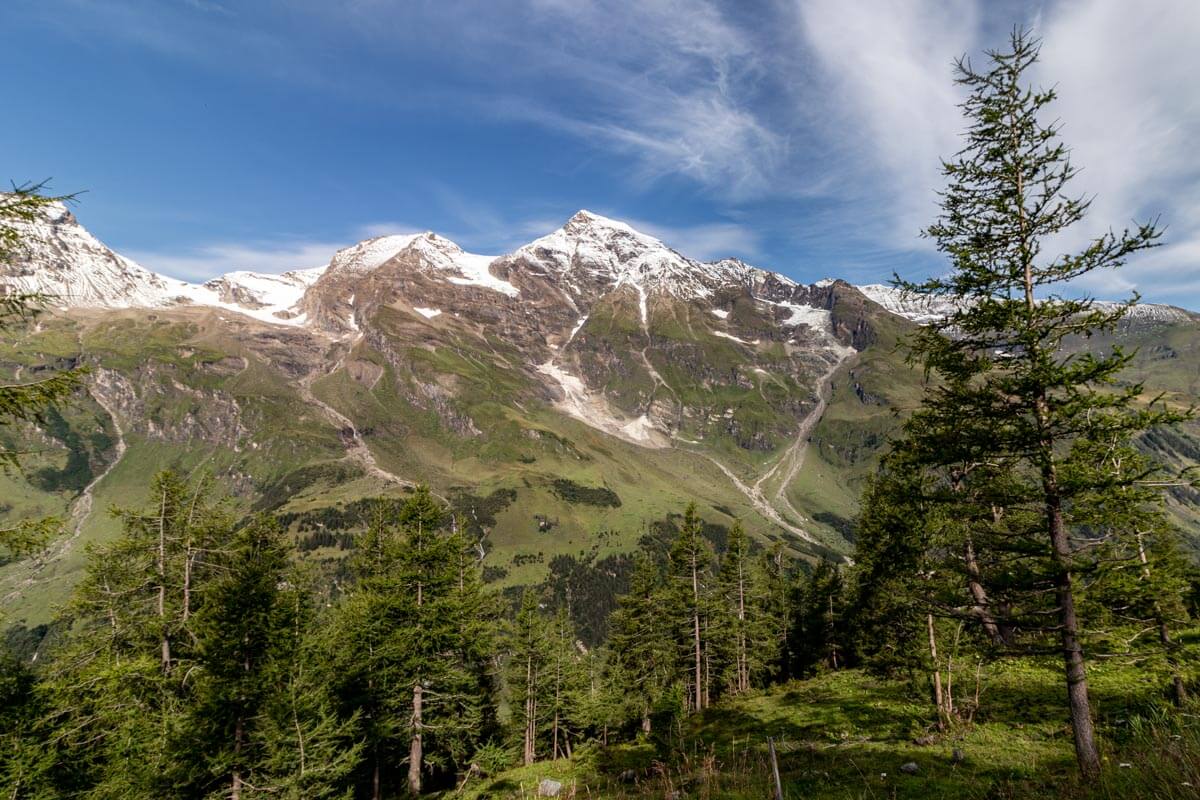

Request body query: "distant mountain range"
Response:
[1, 202, 1196, 626]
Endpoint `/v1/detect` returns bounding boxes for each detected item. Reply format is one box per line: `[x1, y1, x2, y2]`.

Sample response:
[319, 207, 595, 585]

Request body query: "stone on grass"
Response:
[900, 762, 919, 775]
[538, 778, 563, 797]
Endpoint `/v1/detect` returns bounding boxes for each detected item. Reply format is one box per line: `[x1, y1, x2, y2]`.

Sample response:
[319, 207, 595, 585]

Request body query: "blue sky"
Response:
[4, 0, 1199, 306]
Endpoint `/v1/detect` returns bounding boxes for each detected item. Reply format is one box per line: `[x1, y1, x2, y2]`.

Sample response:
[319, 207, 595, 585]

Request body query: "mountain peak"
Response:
[559, 209, 664, 248]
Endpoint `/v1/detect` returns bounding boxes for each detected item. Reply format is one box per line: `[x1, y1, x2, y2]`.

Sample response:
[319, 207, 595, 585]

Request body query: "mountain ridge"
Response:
[5, 200, 1193, 327]
[1, 200, 1197, 626]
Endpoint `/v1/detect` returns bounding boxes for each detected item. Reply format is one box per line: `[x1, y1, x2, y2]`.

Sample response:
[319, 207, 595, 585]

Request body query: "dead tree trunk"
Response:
[927, 613, 946, 730]
[408, 682, 423, 795]
[964, 536, 1003, 645]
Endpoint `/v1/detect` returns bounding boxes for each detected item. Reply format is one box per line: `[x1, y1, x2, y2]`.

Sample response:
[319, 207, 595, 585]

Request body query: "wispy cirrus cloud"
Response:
[13, 0, 1200, 306]
[789, 0, 1200, 305]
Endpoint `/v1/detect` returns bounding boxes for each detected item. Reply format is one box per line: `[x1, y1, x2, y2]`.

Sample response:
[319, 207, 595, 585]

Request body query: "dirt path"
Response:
[1, 372, 130, 601]
[756, 347, 853, 518]
[702, 455, 816, 542]
[298, 335, 413, 488]
[67, 378, 128, 537]
[702, 346, 854, 543]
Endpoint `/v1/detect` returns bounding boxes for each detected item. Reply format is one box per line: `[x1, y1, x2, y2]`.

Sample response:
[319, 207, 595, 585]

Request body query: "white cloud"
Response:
[789, 0, 1200, 306]
[327, 0, 786, 201]
[1036, 0, 1200, 304]
[624, 218, 761, 262]
[794, 0, 982, 247]
[127, 240, 345, 282]
[27, 0, 1200, 305]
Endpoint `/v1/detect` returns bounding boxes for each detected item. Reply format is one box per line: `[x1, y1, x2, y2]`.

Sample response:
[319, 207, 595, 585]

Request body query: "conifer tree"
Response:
[788, 560, 846, 676]
[888, 29, 1190, 777]
[607, 555, 673, 733]
[715, 522, 771, 694]
[847, 462, 931, 678]
[0, 654, 56, 798]
[326, 487, 496, 797]
[186, 517, 294, 799]
[255, 567, 361, 800]
[759, 543, 794, 682]
[38, 471, 233, 797]
[544, 605, 585, 760]
[666, 504, 711, 712]
[508, 589, 549, 766]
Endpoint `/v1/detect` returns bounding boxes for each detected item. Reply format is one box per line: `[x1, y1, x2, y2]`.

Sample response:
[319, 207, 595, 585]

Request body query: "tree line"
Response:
[0, 475, 830, 797]
[6, 455, 1190, 798]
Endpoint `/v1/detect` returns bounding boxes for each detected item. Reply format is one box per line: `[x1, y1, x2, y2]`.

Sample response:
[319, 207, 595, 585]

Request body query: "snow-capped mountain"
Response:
[8, 201, 1191, 335]
[507, 210, 766, 307]
[0, 200, 325, 325]
[0, 201, 179, 307]
[2, 197, 1199, 614]
[857, 283, 1195, 324]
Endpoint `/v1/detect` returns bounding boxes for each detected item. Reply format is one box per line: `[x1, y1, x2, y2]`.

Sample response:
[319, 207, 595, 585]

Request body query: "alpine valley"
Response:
[2, 202, 1198, 628]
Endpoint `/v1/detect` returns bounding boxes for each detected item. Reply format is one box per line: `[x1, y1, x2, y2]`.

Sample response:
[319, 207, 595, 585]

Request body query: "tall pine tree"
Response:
[887, 29, 1190, 777]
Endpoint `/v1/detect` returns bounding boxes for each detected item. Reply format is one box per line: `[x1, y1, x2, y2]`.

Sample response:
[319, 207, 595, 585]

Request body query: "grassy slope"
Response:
[3, 304, 1199, 623]
[464, 636, 1200, 800]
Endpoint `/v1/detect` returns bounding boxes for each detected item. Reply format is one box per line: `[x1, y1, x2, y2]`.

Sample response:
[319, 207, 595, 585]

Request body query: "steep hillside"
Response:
[0, 203, 1196, 625]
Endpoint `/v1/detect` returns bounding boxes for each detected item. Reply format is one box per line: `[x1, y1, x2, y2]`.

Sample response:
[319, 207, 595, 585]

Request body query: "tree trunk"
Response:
[691, 558, 703, 712]
[1138, 533, 1188, 707]
[408, 682, 423, 795]
[1047, 495, 1101, 779]
[828, 594, 839, 669]
[231, 715, 244, 800]
[927, 613, 945, 730]
[1160, 622, 1189, 707]
[963, 537, 1003, 645]
[737, 563, 749, 693]
[372, 757, 381, 800]
[524, 654, 535, 766]
[641, 713, 651, 734]
[157, 489, 171, 673]
[552, 710, 560, 760]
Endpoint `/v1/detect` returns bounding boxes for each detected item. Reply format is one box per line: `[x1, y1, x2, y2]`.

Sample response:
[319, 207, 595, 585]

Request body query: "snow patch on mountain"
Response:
[515, 211, 770, 307]
[856, 284, 966, 324]
[1092, 300, 1193, 323]
[403, 234, 518, 297]
[536, 359, 669, 448]
[713, 330, 759, 346]
[858, 284, 1193, 325]
[762, 300, 833, 333]
[328, 234, 424, 274]
[2, 200, 325, 324]
[1, 201, 177, 308]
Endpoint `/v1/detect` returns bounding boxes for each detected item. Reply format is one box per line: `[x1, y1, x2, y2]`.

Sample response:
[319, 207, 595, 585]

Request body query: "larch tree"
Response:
[187, 517, 294, 800]
[715, 522, 769, 695]
[508, 589, 549, 766]
[889, 29, 1190, 777]
[38, 471, 233, 797]
[326, 487, 495, 797]
[667, 504, 710, 712]
[544, 605, 585, 760]
[607, 555, 673, 734]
